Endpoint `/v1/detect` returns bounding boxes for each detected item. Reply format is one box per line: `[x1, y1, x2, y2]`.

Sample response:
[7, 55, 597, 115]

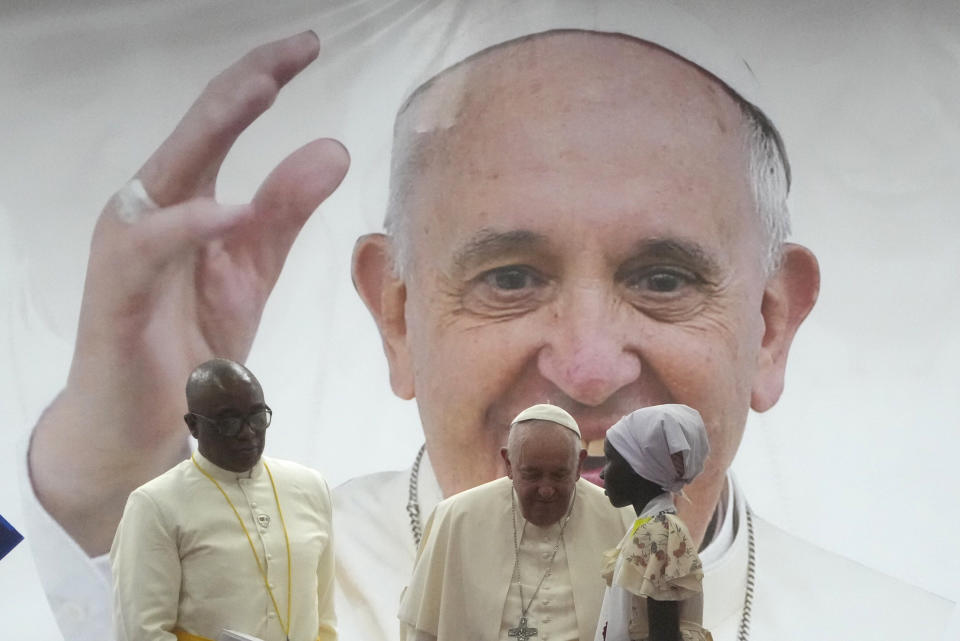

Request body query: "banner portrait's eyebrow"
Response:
[452, 229, 548, 275]
[617, 238, 722, 277]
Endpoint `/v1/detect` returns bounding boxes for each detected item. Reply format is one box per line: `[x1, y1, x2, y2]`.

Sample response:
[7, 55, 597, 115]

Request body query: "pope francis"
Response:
[110, 359, 337, 641]
[398, 404, 633, 641]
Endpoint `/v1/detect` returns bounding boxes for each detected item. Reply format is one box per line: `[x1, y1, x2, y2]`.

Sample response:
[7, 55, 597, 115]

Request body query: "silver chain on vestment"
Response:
[405, 444, 757, 640]
[509, 485, 574, 623]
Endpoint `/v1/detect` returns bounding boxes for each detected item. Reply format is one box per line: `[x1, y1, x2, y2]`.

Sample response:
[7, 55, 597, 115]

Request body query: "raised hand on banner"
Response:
[29, 32, 349, 555]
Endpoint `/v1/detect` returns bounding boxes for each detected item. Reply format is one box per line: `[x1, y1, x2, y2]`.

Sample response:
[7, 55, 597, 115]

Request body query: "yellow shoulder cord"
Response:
[192, 455, 292, 640]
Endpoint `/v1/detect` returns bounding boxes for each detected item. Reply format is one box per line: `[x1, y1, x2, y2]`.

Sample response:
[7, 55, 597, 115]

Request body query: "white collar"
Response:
[637, 492, 677, 519]
[701, 473, 750, 628]
[699, 474, 736, 565]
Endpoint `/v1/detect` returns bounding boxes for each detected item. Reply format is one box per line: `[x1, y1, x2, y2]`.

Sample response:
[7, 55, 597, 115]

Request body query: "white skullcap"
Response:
[511, 404, 581, 438]
[605, 404, 709, 494]
[398, 0, 788, 184]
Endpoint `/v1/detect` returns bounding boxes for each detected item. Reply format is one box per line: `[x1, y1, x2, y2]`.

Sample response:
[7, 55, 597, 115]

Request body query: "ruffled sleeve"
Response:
[600, 544, 621, 587]
[611, 512, 703, 602]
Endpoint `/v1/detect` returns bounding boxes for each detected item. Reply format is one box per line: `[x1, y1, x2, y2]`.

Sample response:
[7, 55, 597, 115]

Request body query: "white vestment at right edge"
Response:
[332, 451, 955, 641]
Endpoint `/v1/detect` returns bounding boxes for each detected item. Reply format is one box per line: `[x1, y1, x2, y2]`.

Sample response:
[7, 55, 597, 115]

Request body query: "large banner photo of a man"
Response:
[1, 1, 957, 640]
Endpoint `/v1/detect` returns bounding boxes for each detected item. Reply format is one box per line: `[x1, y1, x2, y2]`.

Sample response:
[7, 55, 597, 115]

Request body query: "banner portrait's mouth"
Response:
[581, 439, 605, 487]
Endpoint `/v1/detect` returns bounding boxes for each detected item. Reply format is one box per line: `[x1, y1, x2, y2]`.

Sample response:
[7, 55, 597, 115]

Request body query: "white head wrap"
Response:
[511, 404, 581, 438]
[605, 404, 709, 494]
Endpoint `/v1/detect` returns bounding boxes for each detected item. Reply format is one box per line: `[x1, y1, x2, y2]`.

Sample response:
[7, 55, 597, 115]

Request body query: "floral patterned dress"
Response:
[595, 511, 712, 641]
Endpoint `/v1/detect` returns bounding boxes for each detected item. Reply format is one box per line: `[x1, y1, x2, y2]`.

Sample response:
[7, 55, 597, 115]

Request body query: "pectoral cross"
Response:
[509, 616, 538, 641]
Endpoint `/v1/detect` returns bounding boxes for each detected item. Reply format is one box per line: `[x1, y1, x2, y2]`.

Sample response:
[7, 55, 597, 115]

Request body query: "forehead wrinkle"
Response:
[451, 228, 549, 275]
[395, 32, 762, 286]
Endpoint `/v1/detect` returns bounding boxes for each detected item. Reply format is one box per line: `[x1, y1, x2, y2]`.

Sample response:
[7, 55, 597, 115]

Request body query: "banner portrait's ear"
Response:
[751, 243, 820, 412]
[352, 233, 415, 399]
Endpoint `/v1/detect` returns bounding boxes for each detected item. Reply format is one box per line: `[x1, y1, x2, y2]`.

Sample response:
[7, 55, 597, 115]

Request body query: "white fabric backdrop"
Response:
[1, 1, 958, 638]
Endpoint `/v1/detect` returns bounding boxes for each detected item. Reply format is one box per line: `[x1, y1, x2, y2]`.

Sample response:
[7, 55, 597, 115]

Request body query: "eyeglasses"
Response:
[189, 406, 272, 438]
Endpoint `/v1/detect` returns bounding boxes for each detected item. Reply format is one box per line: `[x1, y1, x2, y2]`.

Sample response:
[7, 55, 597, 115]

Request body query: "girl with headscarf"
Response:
[595, 404, 713, 641]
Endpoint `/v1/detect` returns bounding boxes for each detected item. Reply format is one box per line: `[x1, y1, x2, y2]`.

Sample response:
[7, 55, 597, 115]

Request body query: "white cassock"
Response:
[333, 453, 956, 641]
[396, 476, 634, 641]
[110, 452, 337, 641]
[19, 450, 957, 641]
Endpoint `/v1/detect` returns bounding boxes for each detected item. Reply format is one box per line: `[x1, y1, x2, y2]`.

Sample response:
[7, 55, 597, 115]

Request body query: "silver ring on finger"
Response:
[113, 178, 160, 223]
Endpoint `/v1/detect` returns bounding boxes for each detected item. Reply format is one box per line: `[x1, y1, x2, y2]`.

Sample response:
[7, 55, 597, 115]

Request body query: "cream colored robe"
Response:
[398, 477, 634, 641]
[110, 453, 337, 641]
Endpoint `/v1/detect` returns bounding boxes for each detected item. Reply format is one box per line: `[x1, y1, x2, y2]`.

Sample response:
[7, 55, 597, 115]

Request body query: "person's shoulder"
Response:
[646, 512, 697, 549]
[419, 476, 511, 529]
[575, 476, 607, 500]
[755, 516, 954, 633]
[415, 478, 511, 548]
[262, 456, 331, 493]
[442, 475, 511, 509]
[262, 455, 324, 478]
[132, 457, 194, 498]
[121, 458, 196, 522]
[660, 511, 691, 531]
[757, 516, 950, 599]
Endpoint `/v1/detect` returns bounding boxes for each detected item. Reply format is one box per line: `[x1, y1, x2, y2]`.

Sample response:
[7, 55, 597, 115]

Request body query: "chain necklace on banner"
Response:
[193, 455, 293, 641]
[406, 443, 757, 640]
[406, 444, 427, 547]
[737, 507, 756, 641]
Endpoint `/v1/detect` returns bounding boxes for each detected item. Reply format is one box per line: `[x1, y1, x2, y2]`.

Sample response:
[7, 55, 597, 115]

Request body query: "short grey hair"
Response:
[738, 99, 792, 275]
[384, 42, 792, 279]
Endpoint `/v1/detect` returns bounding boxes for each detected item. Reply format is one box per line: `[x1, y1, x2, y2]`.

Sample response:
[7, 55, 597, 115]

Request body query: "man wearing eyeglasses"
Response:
[109, 358, 337, 641]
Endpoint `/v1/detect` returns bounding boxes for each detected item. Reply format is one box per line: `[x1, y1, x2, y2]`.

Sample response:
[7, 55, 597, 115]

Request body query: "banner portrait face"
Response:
[358, 27, 794, 529]
[1, 1, 957, 639]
